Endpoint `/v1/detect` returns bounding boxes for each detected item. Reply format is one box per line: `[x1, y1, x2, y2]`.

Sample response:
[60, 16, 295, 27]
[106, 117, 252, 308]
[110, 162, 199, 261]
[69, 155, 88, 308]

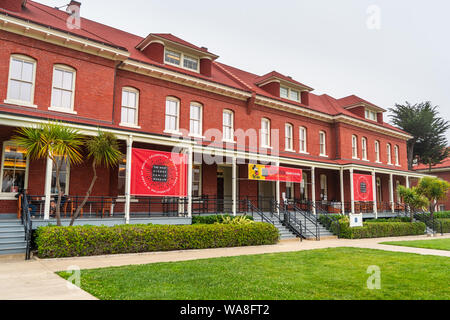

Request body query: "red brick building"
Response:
[0, 0, 430, 221]
[414, 155, 450, 212]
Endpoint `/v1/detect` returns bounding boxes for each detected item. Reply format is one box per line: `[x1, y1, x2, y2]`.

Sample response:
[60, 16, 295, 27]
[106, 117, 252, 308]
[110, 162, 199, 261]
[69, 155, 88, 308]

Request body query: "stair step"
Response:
[0, 235, 25, 242]
[0, 227, 24, 233]
[0, 247, 26, 255]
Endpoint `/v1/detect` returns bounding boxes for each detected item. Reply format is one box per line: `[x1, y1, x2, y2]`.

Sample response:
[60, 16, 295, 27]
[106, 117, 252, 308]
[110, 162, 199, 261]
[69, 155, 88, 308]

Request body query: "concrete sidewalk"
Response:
[0, 233, 449, 300]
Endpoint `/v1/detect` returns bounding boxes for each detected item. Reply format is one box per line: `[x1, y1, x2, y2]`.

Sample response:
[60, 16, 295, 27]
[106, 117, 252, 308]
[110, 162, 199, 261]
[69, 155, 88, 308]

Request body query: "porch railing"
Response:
[19, 190, 32, 260]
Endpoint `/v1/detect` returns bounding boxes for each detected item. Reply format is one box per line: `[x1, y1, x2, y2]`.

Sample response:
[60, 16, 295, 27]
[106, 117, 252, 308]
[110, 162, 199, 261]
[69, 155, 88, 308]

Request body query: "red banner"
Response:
[353, 173, 373, 201]
[248, 164, 302, 183]
[131, 148, 188, 197]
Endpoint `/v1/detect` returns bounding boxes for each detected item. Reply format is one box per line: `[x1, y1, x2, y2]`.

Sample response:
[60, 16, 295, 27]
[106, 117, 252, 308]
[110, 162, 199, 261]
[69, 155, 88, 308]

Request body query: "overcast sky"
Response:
[43, 0, 450, 142]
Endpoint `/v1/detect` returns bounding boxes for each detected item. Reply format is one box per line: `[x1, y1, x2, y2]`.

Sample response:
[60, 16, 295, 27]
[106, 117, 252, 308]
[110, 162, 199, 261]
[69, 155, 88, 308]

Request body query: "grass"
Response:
[58, 247, 450, 300]
[381, 238, 450, 251]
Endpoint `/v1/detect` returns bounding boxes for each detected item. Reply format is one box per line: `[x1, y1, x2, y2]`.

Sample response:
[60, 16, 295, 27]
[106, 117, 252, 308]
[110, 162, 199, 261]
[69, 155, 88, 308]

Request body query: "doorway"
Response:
[258, 180, 275, 211]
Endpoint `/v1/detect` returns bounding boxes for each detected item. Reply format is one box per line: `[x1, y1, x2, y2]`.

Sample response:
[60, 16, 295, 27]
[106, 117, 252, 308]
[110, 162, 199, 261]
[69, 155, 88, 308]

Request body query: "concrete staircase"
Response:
[252, 213, 298, 240]
[0, 219, 26, 255]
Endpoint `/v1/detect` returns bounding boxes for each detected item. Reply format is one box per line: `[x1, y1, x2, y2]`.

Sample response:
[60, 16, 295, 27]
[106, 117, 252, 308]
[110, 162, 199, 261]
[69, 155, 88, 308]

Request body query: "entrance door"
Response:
[217, 166, 233, 213]
[258, 181, 275, 211]
[217, 173, 224, 213]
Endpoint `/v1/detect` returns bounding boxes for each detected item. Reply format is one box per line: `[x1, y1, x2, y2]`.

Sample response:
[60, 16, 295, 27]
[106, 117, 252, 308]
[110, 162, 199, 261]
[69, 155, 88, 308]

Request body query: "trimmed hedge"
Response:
[435, 219, 450, 233]
[337, 221, 426, 239]
[35, 223, 279, 258]
[365, 217, 411, 223]
[192, 215, 253, 225]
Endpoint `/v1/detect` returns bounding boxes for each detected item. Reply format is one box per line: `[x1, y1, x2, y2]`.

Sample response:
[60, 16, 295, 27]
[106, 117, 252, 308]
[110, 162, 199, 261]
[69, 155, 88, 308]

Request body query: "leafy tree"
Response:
[415, 177, 450, 218]
[13, 122, 83, 226]
[397, 185, 429, 222]
[388, 101, 449, 170]
[70, 130, 122, 226]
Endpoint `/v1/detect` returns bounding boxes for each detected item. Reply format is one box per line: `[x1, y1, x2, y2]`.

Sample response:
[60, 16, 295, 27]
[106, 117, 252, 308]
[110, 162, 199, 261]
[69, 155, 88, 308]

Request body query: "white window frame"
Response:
[286, 181, 294, 200]
[51, 155, 70, 195]
[375, 140, 381, 163]
[164, 47, 200, 73]
[49, 64, 77, 114]
[192, 163, 202, 198]
[222, 109, 234, 143]
[299, 127, 308, 154]
[280, 86, 301, 103]
[260, 118, 271, 148]
[164, 97, 181, 135]
[189, 102, 203, 138]
[365, 109, 377, 121]
[352, 135, 359, 159]
[387, 143, 392, 165]
[119, 87, 140, 128]
[0, 141, 29, 198]
[301, 173, 308, 200]
[319, 131, 327, 156]
[394, 145, 400, 166]
[5, 54, 37, 108]
[361, 137, 368, 161]
[285, 123, 294, 151]
[320, 174, 328, 201]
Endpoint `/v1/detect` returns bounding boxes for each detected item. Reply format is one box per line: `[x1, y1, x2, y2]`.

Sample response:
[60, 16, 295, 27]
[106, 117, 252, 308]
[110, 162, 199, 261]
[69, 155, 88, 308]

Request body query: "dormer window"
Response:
[164, 48, 199, 72]
[280, 86, 300, 102]
[365, 109, 377, 121]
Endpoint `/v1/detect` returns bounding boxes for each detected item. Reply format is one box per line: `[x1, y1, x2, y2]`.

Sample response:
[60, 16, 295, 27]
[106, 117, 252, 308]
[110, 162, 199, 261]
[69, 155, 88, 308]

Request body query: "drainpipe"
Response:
[111, 61, 123, 125]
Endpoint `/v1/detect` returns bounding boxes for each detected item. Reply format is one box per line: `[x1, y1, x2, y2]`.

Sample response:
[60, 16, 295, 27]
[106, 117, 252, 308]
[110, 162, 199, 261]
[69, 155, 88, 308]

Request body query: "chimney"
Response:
[66, 0, 81, 13]
[0, 0, 28, 12]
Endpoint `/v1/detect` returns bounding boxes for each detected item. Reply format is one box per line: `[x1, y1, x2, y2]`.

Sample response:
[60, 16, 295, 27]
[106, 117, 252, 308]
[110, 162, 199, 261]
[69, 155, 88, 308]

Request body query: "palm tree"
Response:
[13, 122, 84, 226]
[415, 177, 450, 219]
[70, 130, 122, 226]
[397, 185, 429, 222]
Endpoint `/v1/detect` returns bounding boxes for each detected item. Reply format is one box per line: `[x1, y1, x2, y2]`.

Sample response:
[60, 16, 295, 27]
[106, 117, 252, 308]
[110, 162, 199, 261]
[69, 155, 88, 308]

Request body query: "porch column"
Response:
[311, 166, 316, 215]
[405, 175, 410, 188]
[43, 157, 53, 220]
[232, 156, 237, 216]
[349, 168, 355, 214]
[276, 161, 280, 215]
[389, 173, 395, 214]
[187, 146, 193, 218]
[340, 167, 345, 214]
[124, 135, 133, 224]
[372, 170, 378, 219]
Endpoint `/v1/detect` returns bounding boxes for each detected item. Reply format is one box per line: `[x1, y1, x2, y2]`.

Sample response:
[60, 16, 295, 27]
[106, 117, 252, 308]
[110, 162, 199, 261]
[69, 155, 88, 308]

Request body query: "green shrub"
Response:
[35, 222, 279, 258]
[336, 221, 426, 239]
[434, 219, 450, 233]
[365, 217, 411, 223]
[192, 215, 253, 225]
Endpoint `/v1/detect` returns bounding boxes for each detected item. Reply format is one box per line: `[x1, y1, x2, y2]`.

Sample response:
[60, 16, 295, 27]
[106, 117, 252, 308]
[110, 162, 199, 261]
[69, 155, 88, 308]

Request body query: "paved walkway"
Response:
[0, 233, 449, 300]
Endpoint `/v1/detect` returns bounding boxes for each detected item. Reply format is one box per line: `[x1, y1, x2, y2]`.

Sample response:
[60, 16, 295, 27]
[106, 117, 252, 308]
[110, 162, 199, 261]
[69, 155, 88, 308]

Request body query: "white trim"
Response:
[7, 54, 37, 107]
[0, 141, 29, 196]
[165, 96, 180, 133]
[164, 47, 200, 73]
[285, 123, 293, 152]
[189, 102, 203, 137]
[319, 130, 327, 156]
[299, 126, 307, 153]
[121, 87, 140, 127]
[50, 64, 76, 112]
[119, 123, 141, 129]
[222, 109, 234, 143]
[260, 118, 271, 148]
[3, 99, 37, 109]
[48, 107, 78, 115]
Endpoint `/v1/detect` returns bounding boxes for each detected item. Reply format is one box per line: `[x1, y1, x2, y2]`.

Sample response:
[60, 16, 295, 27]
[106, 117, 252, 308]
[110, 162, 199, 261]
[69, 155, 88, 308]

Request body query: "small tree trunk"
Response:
[54, 157, 62, 226]
[407, 141, 415, 171]
[70, 162, 97, 226]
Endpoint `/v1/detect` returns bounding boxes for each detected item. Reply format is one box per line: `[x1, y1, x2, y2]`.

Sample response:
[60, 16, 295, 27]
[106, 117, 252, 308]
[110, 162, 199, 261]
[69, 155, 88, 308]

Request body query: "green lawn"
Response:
[381, 238, 450, 251]
[58, 247, 450, 300]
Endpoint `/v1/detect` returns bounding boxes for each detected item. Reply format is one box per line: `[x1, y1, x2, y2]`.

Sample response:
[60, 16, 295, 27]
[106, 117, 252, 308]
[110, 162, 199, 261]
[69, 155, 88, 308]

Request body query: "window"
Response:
[352, 135, 358, 159]
[299, 127, 307, 153]
[120, 87, 139, 126]
[261, 118, 271, 147]
[387, 144, 392, 164]
[280, 86, 301, 102]
[117, 155, 126, 196]
[7, 55, 36, 106]
[375, 141, 380, 162]
[51, 156, 70, 195]
[50, 65, 76, 112]
[365, 109, 377, 121]
[285, 182, 294, 201]
[396, 180, 401, 202]
[192, 164, 202, 198]
[394, 145, 400, 165]
[439, 205, 446, 212]
[285, 123, 293, 151]
[361, 137, 368, 160]
[165, 97, 180, 133]
[164, 48, 199, 72]
[376, 177, 382, 202]
[319, 131, 326, 156]
[1, 143, 27, 193]
[320, 174, 328, 201]
[189, 102, 203, 137]
[222, 110, 234, 142]
[300, 173, 308, 200]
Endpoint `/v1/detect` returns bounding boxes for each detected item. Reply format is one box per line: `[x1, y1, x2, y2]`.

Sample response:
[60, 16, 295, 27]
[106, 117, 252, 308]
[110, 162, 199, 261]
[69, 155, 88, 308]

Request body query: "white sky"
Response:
[41, 0, 450, 142]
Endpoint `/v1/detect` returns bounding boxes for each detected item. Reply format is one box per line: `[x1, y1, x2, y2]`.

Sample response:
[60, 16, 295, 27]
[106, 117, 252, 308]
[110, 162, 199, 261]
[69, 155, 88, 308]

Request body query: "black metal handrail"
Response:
[19, 190, 32, 260]
[247, 200, 274, 225]
[283, 209, 303, 241]
[291, 201, 320, 241]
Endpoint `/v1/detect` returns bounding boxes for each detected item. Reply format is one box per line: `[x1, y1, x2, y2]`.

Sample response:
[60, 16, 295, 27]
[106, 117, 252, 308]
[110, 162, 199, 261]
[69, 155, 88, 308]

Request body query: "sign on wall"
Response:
[248, 164, 302, 183]
[353, 173, 374, 201]
[131, 148, 188, 197]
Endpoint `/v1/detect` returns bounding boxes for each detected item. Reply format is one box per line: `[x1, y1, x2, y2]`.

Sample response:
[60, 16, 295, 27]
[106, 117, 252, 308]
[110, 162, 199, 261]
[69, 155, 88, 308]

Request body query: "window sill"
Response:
[352, 157, 360, 160]
[319, 154, 329, 158]
[260, 145, 273, 150]
[48, 107, 77, 115]
[163, 130, 183, 136]
[375, 161, 382, 164]
[361, 159, 370, 162]
[188, 134, 205, 139]
[222, 140, 236, 144]
[395, 164, 401, 167]
[119, 123, 141, 129]
[4, 99, 37, 109]
[299, 151, 310, 155]
[0, 194, 19, 200]
[284, 149, 296, 153]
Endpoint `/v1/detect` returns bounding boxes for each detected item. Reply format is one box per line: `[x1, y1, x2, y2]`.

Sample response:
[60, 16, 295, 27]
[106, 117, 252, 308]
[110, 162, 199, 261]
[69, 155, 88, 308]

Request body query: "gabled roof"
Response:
[337, 95, 386, 112]
[255, 71, 314, 91]
[414, 152, 450, 171]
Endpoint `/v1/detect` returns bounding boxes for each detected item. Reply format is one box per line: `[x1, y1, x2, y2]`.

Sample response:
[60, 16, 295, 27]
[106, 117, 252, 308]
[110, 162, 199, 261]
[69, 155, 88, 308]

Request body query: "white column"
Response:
[124, 135, 133, 224]
[311, 166, 316, 215]
[187, 146, 193, 218]
[389, 173, 394, 214]
[350, 168, 355, 214]
[405, 176, 410, 188]
[340, 168, 345, 214]
[232, 156, 237, 216]
[372, 170, 378, 219]
[276, 161, 280, 215]
[43, 157, 53, 220]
